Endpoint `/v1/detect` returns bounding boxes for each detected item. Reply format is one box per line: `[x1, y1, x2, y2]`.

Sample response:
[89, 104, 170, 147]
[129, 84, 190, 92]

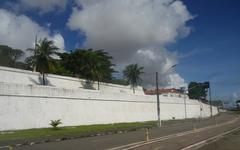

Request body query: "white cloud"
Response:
[132, 48, 186, 88]
[68, 0, 193, 88]
[51, 34, 65, 53]
[167, 74, 187, 89]
[16, 0, 68, 13]
[233, 92, 240, 100]
[0, 9, 65, 57]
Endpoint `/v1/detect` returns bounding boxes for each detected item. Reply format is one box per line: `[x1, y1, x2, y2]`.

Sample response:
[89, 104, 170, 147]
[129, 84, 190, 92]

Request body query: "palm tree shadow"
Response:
[81, 80, 96, 90]
[28, 75, 53, 86]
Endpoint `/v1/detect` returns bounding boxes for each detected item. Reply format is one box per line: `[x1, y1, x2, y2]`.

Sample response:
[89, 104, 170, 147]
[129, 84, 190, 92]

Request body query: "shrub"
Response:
[50, 119, 62, 129]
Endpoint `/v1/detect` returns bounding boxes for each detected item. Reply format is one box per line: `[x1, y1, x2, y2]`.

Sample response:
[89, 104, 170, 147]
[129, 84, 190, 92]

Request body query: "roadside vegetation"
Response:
[0, 117, 208, 142]
[0, 121, 156, 142]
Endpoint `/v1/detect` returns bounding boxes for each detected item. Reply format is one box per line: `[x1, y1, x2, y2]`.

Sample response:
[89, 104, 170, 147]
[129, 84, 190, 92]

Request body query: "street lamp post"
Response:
[156, 72, 161, 127]
[33, 35, 37, 72]
[184, 90, 187, 119]
[180, 87, 187, 119]
[155, 64, 177, 127]
[209, 82, 213, 117]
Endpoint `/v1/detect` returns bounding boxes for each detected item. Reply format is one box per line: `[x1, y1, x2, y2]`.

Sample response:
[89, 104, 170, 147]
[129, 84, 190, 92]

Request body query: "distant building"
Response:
[144, 88, 188, 99]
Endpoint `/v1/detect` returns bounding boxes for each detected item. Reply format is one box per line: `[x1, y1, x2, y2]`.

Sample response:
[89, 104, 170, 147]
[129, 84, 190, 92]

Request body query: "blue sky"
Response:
[172, 0, 240, 100]
[0, 0, 239, 101]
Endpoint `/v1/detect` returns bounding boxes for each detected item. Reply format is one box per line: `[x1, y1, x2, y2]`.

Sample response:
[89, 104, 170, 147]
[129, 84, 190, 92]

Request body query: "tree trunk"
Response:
[133, 85, 135, 94]
[97, 81, 100, 90]
[33, 66, 36, 72]
[42, 73, 46, 85]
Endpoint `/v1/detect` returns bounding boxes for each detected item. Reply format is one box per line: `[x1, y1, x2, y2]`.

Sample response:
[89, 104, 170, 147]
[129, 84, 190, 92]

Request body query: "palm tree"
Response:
[59, 49, 115, 90]
[123, 64, 144, 93]
[26, 38, 59, 85]
[81, 49, 114, 90]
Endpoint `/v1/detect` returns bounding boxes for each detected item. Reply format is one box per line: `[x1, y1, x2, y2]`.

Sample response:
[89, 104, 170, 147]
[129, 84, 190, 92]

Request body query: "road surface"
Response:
[197, 127, 240, 150]
[2, 113, 239, 150]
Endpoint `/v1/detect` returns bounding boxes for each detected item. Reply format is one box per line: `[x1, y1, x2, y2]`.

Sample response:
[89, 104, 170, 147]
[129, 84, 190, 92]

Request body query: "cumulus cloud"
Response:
[14, 0, 68, 13]
[132, 48, 187, 88]
[0, 9, 65, 58]
[68, 0, 193, 88]
[51, 34, 65, 53]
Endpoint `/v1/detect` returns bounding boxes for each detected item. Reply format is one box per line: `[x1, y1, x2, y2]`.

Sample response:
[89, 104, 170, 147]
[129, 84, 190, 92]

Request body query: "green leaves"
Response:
[0, 39, 119, 88]
[27, 38, 59, 74]
[25, 38, 59, 85]
[188, 82, 208, 100]
[59, 49, 115, 89]
[50, 119, 62, 130]
[0, 45, 24, 67]
[123, 64, 144, 93]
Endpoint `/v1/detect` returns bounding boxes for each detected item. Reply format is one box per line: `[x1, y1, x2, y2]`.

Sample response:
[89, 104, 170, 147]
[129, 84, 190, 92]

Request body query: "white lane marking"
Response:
[180, 126, 240, 150]
[108, 117, 239, 150]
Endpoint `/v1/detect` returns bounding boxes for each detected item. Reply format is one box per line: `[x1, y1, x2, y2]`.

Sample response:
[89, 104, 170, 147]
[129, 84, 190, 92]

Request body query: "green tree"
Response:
[236, 100, 240, 109]
[85, 50, 115, 89]
[59, 49, 115, 90]
[26, 38, 59, 85]
[188, 82, 208, 100]
[51, 59, 72, 76]
[58, 51, 82, 77]
[0, 45, 24, 67]
[123, 64, 144, 93]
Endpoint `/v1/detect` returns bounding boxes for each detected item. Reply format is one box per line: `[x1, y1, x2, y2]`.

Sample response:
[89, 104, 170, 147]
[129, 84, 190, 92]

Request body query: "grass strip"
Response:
[0, 116, 215, 142]
[0, 121, 156, 142]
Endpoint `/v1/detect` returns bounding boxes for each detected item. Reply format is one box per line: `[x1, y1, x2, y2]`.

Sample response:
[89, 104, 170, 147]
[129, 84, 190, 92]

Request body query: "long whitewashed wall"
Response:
[0, 66, 218, 131]
[0, 66, 144, 95]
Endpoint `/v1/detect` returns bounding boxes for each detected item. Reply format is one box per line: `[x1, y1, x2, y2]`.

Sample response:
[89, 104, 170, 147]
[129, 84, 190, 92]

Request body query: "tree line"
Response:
[188, 82, 208, 101]
[0, 38, 144, 93]
[0, 39, 222, 99]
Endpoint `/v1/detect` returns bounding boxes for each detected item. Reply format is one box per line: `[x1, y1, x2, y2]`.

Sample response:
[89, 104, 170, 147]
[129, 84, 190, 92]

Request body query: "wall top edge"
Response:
[0, 82, 204, 104]
[0, 81, 147, 97]
[0, 66, 143, 90]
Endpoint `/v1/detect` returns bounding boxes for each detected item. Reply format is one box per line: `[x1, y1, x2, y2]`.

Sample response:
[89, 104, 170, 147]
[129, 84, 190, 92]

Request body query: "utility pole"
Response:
[209, 82, 213, 117]
[184, 90, 187, 119]
[156, 72, 161, 127]
[33, 35, 37, 72]
[181, 87, 187, 119]
[154, 65, 177, 127]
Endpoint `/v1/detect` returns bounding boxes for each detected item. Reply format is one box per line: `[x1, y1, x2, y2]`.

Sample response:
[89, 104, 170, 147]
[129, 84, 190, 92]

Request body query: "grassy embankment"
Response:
[0, 121, 156, 142]
[0, 117, 212, 142]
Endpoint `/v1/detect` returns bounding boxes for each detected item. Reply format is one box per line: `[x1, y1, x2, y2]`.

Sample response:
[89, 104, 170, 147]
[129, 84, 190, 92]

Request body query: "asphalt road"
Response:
[133, 117, 240, 150]
[7, 113, 239, 150]
[197, 127, 240, 150]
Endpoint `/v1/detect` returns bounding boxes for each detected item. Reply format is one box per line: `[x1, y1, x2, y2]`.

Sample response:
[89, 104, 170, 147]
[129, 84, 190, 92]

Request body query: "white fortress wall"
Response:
[0, 66, 144, 95]
[0, 66, 218, 131]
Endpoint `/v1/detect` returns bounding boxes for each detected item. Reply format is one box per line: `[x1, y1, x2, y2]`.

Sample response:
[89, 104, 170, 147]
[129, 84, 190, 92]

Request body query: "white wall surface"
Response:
[0, 66, 144, 95]
[0, 66, 218, 131]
